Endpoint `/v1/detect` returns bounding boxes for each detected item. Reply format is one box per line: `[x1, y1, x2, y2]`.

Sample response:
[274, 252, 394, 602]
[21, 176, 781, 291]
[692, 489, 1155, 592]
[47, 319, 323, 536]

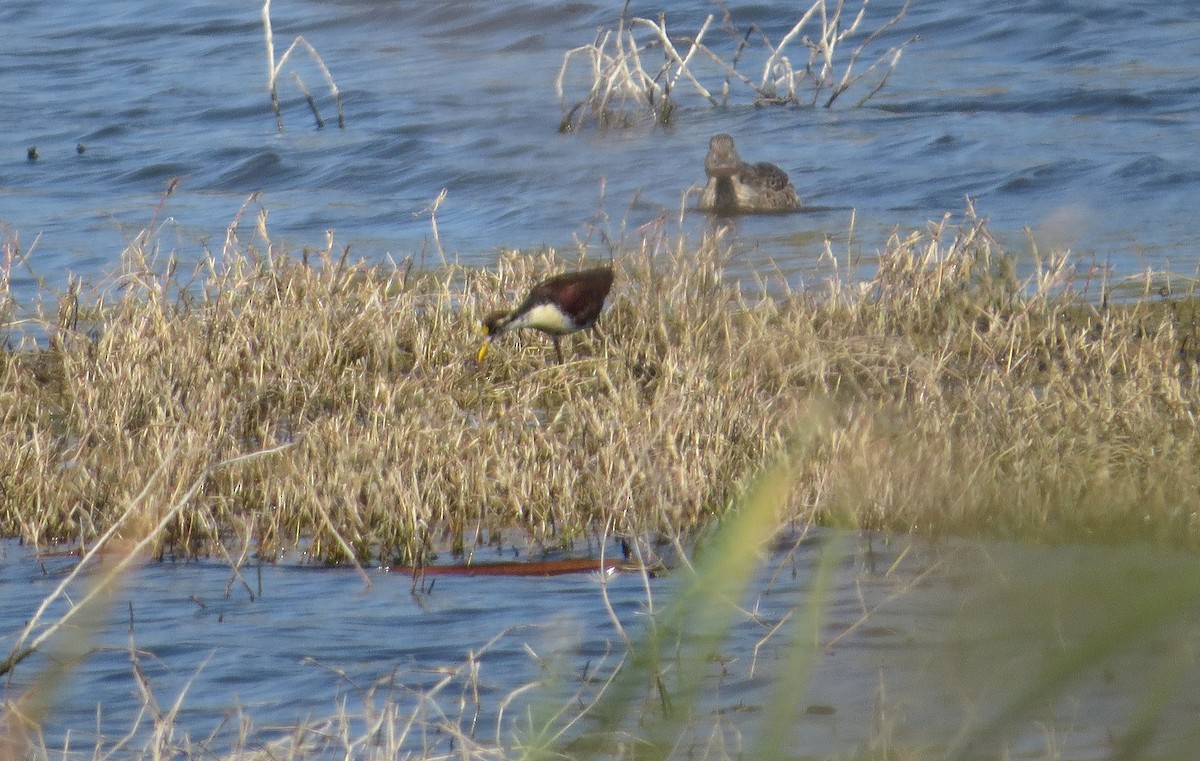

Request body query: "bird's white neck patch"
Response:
[508, 303, 576, 335]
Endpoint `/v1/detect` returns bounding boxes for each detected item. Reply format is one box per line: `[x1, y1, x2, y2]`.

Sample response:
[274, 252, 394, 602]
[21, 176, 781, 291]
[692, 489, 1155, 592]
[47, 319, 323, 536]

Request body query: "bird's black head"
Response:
[481, 311, 510, 337]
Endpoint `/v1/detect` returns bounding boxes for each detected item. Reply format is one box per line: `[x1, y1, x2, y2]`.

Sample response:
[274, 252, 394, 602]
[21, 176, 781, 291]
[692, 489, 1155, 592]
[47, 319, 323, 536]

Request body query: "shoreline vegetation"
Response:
[8, 2, 1200, 756]
[2, 199, 1200, 568]
[5, 198, 1200, 761]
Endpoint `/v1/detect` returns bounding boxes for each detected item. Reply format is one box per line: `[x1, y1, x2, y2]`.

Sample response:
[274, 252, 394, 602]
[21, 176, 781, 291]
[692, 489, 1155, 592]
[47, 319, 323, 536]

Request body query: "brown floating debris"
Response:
[398, 557, 622, 577]
[32, 548, 624, 577]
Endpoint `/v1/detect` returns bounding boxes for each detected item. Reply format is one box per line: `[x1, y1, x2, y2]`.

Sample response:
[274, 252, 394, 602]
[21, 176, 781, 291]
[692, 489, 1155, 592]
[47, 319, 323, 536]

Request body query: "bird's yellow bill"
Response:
[477, 340, 491, 362]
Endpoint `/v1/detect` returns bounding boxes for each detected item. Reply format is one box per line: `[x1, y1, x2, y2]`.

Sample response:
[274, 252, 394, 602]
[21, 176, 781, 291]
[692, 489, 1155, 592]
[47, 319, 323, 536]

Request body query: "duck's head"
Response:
[704, 133, 741, 179]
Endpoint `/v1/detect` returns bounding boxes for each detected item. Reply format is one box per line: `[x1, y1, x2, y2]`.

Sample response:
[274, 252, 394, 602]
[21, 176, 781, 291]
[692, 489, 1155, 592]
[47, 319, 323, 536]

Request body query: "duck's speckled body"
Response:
[698, 133, 799, 214]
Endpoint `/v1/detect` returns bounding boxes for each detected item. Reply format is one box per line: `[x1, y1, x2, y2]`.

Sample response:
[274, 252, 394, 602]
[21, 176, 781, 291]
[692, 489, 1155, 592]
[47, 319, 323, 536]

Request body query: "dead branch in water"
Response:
[558, 0, 918, 131]
[262, 0, 346, 132]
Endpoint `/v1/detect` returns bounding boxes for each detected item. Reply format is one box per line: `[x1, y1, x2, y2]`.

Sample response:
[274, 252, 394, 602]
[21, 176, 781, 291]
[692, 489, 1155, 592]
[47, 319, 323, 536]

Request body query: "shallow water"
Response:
[4, 532, 1200, 759]
[2, 0, 1199, 304]
[5, 2, 1200, 757]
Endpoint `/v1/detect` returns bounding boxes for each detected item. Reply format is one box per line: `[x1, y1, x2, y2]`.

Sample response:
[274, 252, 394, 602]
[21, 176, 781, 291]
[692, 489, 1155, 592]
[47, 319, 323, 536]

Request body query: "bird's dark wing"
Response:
[741, 161, 794, 192]
[544, 268, 614, 326]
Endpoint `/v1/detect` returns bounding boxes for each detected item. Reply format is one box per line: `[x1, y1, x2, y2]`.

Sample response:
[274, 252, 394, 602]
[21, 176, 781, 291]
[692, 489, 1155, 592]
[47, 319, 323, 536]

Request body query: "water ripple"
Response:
[0, 0, 1197, 298]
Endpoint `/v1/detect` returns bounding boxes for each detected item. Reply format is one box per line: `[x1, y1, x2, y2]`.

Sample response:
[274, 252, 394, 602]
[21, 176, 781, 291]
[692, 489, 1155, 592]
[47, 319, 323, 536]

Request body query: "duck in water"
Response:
[698, 133, 799, 214]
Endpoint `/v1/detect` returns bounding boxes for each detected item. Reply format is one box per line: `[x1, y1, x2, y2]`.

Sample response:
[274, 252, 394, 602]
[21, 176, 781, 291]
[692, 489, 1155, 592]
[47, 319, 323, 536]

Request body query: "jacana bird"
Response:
[477, 266, 615, 363]
[698, 133, 800, 214]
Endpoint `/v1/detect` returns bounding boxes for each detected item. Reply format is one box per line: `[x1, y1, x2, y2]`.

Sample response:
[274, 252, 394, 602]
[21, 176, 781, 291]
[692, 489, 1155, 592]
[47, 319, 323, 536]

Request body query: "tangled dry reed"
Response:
[557, 0, 916, 131]
[2, 201, 1200, 567]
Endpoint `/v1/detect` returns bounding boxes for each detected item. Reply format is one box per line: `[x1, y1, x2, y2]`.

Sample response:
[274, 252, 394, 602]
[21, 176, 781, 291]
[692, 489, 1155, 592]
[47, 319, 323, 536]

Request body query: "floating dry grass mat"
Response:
[2, 202, 1200, 566]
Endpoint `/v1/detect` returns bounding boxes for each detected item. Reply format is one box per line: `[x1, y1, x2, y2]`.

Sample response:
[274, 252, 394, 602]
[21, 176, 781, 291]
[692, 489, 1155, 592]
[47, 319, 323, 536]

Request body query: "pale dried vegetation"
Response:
[557, 0, 917, 131]
[2, 198, 1200, 569]
[4, 201, 1200, 761]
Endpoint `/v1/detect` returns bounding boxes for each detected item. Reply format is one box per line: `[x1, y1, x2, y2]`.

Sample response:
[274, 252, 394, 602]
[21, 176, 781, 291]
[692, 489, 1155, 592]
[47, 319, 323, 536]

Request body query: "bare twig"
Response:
[262, 0, 345, 132]
[758, 0, 822, 92]
[825, 0, 916, 107]
[262, 0, 283, 131]
[292, 72, 324, 128]
[632, 14, 719, 105]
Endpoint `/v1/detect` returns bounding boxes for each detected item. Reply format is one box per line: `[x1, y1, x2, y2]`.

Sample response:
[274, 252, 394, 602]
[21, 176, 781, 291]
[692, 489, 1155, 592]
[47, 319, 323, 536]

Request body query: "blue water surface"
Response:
[4, 3, 1200, 756]
[5, 533, 1200, 759]
[1, 0, 1198, 302]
